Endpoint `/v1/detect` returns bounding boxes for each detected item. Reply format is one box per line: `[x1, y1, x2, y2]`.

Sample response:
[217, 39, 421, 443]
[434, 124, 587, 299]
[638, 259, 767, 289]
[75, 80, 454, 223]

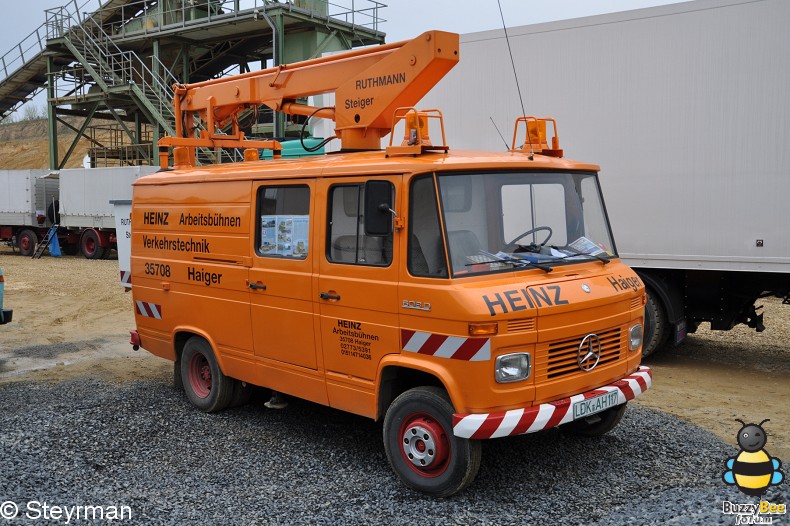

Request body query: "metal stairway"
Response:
[32, 224, 59, 259]
[0, 0, 386, 167]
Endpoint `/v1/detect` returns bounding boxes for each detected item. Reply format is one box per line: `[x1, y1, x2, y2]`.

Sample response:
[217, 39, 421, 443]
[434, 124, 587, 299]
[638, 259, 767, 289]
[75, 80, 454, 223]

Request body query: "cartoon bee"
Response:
[723, 419, 784, 496]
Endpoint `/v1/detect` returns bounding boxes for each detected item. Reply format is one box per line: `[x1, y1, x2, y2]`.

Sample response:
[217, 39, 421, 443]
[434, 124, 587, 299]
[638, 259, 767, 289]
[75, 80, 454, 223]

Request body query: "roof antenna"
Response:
[497, 0, 532, 157]
[489, 116, 509, 150]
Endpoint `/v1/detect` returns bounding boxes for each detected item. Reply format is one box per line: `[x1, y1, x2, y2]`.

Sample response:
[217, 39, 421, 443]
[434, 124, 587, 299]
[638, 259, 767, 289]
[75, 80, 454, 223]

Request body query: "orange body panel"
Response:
[131, 149, 645, 420]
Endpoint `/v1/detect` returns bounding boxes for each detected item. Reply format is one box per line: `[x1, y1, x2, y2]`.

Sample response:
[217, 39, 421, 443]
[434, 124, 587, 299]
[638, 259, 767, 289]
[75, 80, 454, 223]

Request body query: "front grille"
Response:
[630, 296, 642, 311]
[508, 318, 536, 332]
[535, 327, 624, 381]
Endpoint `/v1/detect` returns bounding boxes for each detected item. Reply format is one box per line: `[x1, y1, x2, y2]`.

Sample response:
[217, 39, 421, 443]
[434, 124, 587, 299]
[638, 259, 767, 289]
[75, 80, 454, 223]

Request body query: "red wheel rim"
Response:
[84, 236, 96, 256]
[399, 412, 451, 477]
[188, 353, 212, 398]
[20, 235, 32, 252]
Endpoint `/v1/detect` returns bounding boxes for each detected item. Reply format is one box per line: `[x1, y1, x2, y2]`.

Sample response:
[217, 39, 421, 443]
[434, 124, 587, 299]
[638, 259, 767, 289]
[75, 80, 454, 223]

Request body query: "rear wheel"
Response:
[80, 230, 105, 259]
[643, 286, 668, 357]
[17, 229, 38, 257]
[180, 337, 233, 412]
[383, 386, 481, 497]
[561, 403, 627, 437]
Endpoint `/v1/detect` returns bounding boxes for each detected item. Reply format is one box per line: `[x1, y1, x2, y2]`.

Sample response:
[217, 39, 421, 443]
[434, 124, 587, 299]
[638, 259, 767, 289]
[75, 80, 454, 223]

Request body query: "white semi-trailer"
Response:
[421, 0, 790, 355]
[0, 166, 157, 258]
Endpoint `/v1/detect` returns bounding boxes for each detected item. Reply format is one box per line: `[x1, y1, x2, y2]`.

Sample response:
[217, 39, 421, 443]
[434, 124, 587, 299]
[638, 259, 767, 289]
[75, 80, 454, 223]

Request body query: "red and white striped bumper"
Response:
[452, 366, 652, 439]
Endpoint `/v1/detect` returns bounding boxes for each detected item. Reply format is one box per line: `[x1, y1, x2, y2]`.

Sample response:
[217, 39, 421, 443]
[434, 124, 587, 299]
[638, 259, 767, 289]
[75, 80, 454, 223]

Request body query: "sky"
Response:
[0, 0, 687, 112]
[1, 0, 689, 53]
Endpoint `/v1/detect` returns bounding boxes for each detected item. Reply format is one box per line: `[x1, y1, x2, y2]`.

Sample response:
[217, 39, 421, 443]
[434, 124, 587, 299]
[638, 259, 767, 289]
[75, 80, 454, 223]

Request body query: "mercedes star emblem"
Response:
[578, 334, 602, 371]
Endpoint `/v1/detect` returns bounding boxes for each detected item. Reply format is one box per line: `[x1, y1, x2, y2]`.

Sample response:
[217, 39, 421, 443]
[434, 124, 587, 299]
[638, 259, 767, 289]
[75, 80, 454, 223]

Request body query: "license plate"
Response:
[572, 391, 619, 420]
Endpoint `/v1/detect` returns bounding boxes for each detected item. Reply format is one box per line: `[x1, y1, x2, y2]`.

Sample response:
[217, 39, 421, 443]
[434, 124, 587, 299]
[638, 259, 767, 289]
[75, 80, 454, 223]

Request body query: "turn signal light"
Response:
[469, 322, 498, 336]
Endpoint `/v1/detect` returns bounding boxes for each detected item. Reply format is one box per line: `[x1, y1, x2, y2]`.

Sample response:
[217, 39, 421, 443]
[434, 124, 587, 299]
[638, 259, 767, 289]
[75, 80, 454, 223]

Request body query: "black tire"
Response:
[47, 200, 60, 224]
[17, 229, 38, 257]
[642, 286, 668, 358]
[180, 337, 234, 412]
[80, 230, 105, 259]
[383, 386, 481, 497]
[62, 242, 80, 256]
[561, 403, 627, 437]
[173, 359, 183, 391]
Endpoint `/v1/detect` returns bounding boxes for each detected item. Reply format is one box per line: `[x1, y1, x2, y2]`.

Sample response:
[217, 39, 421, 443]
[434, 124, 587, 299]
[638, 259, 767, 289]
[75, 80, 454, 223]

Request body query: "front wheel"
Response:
[180, 337, 234, 412]
[383, 386, 481, 497]
[643, 286, 668, 357]
[561, 403, 626, 437]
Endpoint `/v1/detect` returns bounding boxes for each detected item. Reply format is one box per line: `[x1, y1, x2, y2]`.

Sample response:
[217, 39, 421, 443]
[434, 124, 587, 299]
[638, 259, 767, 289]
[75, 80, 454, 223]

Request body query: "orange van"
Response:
[130, 146, 651, 496]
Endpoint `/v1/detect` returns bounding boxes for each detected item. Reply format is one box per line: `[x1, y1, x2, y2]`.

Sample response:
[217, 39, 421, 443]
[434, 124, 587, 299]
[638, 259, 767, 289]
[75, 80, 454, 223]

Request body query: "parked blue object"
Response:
[49, 233, 62, 257]
[0, 267, 12, 324]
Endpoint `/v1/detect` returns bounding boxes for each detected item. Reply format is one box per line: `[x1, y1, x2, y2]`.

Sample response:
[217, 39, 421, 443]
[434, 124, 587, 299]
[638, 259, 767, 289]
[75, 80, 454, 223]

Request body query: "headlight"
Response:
[629, 324, 643, 351]
[495, 353, 531, 383]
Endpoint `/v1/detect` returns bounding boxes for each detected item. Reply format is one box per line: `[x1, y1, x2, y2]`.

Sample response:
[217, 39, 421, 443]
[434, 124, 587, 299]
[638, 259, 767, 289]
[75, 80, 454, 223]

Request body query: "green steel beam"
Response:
[57, 102, 99, 169]
[47, 56, 58, 170]
[274, 12, 285, 137]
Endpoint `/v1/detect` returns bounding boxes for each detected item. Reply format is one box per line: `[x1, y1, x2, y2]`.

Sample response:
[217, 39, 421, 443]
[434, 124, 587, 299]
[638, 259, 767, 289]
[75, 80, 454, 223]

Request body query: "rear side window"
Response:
[257, 185, 310, 259]
[327, 183, 393, 266]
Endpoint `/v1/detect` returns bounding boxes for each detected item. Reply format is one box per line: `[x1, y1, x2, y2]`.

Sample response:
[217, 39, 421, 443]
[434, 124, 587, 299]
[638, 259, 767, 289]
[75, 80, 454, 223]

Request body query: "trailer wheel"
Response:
[561, 403, 627, 437]
[643, 286, 668, 357]
[383, 386, 481, 497]
[17, 229, 38, 257]
[180, 337, 233, 413]
[80, 230, 105, 259]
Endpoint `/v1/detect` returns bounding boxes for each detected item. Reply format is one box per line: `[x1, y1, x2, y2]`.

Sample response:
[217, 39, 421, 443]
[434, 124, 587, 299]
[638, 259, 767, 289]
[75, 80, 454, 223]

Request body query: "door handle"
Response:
[249, 283, 267, 291]
[319, 292, 340, 301]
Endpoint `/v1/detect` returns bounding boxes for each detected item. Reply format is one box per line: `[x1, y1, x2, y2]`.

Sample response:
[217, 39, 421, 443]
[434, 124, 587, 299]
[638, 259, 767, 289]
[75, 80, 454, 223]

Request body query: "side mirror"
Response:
[364, 180, 393, 236]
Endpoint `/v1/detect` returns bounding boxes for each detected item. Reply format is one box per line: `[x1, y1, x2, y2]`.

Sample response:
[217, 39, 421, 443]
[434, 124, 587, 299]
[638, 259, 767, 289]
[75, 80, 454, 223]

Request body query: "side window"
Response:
[327, 183, 393, 266]
[409, 175, 448, 277]
[257, 185, 310, 259]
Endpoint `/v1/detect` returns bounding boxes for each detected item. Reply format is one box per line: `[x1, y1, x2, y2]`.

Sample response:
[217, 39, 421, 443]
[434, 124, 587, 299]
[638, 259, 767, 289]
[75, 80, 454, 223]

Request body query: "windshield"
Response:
[434, 171, 616, 277]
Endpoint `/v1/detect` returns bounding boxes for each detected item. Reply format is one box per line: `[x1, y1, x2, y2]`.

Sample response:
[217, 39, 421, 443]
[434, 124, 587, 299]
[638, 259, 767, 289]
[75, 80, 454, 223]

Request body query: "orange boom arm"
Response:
[161, 30, 459, 165]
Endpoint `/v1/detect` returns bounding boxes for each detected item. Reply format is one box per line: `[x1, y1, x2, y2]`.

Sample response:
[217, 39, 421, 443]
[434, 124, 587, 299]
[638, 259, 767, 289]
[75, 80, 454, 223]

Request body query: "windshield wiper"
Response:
[465, 255, 553, 273]
[550, 245, 610, 265]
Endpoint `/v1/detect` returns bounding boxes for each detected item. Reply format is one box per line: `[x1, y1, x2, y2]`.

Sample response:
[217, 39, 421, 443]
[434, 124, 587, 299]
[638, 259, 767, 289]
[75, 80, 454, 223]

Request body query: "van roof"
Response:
[134, 149, 600, 185]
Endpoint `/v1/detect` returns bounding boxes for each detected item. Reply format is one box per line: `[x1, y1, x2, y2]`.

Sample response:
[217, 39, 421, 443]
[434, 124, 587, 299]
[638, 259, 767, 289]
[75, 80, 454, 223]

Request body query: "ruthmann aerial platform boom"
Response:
[159, 31, 460, 167]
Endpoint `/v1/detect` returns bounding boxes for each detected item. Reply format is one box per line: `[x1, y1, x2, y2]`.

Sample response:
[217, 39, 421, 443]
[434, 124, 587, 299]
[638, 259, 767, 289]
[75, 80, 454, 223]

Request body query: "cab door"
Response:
[316, 176, 401, 412]
[249, 181, 318, 369]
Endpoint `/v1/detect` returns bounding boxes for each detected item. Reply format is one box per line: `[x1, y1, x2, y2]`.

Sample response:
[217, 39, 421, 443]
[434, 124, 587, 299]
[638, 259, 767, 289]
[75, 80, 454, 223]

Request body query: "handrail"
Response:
[89, 0, 385, 40]
[0, 0, 102, 80]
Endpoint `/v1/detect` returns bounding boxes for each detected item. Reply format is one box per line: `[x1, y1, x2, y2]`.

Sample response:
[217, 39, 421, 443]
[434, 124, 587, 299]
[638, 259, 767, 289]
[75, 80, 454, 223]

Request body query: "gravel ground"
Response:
[1, 375, 787, 525]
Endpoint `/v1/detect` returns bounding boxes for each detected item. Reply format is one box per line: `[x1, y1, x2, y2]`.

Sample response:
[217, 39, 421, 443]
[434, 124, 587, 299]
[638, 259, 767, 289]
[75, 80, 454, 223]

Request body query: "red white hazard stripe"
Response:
[120, 271, 131, 287]
[453, 366, 652, 439]
[401, 329, 490, 361]
[135, 301, 162, 320]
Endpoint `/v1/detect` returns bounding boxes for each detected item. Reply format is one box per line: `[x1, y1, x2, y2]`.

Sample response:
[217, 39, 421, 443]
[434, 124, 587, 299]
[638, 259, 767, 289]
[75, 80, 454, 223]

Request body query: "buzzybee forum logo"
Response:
[722, 419, 784, 496]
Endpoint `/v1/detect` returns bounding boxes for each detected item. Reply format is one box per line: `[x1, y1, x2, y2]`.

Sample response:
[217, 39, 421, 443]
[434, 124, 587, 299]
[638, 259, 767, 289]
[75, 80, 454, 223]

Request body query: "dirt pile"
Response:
[0, 118, 93, 169]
